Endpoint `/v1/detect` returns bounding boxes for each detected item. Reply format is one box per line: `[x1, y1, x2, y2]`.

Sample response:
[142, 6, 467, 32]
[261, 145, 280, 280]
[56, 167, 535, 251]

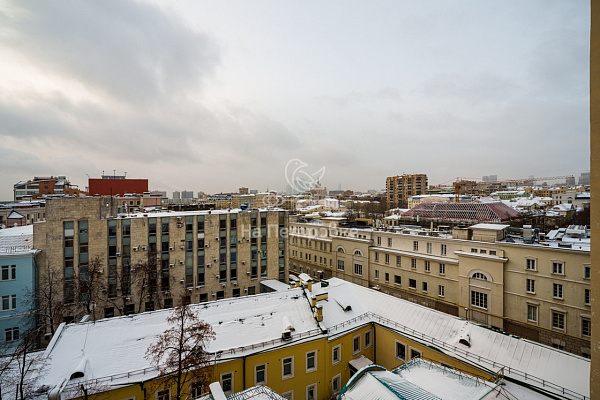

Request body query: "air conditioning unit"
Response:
[180, 279, 185, 284]
[98, 269, 104, 274]
[180, 245, 185, 250]
[221, 283, 226, 288]
[282, 330, 292, 340]
[187, 288, 192, 293]
[177, 216, 182, 221]
[213, 258, 218, 262]
[169, 246, 174, 251]
[215, 274, 220, 278]
[169, 263, 175, 268]
[215, 237, 219, 241]
[117, 287, 121, 291]
[238, 239, 242, 243]
[246, 271, 251, 275]
[177, 223, 183, 228]
[233, 282, 238, 286]
[244, 288, 248, 292]
[164, 291, 170, 296]
[116, 252, 121, 257]
[125, 296, 131, 301]
[142, 245, 147, 250]
[242, 260, 246, 265]
[205, 244, 210, 248]
[133, 246, 139, 251]
[212, 293, 216, 297]
[206, 263, 211, 267]
[102, 288, 107, 293]
[179, 260, 184, 265]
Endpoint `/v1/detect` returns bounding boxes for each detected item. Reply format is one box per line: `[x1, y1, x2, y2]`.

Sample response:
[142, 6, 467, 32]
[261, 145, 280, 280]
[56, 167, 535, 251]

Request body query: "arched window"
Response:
[472, 272, 487, 280]
[353, 250, 363, 257]
[336, 247, 345, 253]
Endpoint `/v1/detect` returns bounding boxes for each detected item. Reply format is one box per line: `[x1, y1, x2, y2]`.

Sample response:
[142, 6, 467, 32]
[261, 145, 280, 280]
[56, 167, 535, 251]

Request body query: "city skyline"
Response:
[0, 1, 590, 201]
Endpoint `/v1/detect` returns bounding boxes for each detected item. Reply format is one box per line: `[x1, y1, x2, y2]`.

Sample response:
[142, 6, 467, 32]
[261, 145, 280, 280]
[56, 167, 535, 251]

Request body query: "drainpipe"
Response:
[372, 322, 377, 364]
[243, 355, 247, 390]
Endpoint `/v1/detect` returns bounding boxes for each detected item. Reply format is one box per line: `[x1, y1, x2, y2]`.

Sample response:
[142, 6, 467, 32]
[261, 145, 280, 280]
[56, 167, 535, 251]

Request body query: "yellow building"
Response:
[289, 220, 591, 357]
[29, 278, 588, 400]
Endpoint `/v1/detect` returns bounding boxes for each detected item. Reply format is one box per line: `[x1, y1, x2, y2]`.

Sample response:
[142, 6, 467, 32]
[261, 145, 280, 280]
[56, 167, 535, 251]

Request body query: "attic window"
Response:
[70, 371, 84, 380]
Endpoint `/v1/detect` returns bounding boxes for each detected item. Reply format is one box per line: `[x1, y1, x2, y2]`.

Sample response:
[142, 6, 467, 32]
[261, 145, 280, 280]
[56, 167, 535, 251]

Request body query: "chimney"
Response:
[315, 304, 323, 322]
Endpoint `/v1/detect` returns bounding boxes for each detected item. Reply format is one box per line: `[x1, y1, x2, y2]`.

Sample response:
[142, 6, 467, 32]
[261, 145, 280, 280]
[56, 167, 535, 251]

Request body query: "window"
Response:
[332, 344, 341, 365]
[394, 275, 401, 285]
[385, 254, 390, 264]
[376, 236, 381, 245]
[354, 263, 363, 276]
[527, 304, 538, 322]
[105, 307, 115, 318]
[255, 364, 266, 385]
[489, 250, 496, 256]
[526, 279, 535, 294]
[156, 389, 170, 400]
[439, 263, 445, 275]
[441, 244, 447, 255]
[374, 270, 379, 280]
[306, 384, 317, 400]
[306, 350, 317, 372]
[282, 357, 294, 379]
[282, 391, 293, 400]
[353, 334, 361, 355]
[552, 312, 565, 330]
[395, 340, 406, 361]
[585, 289, 591, 305]
[552, 262, 564, 275]
[385, 272, 389, 282]
[396, 256, 401, 266]
[1, 265, 16, 281]
[553, 283, 563, 299]
[413, 241, 418, 251]
[426, 243, 432, 253]
[365, 330, 372, 348]
[438, 285, 445, 297]
[472, 272, 487, 280]
[584, 264, 591, 280]
[1, 295, 16, 311]
[410, 348, 421, 360]
[526, 258, 536, 271]
[4, 327, 18, 342]
[582, 318, 591, 337]
[332, 374, 342, 395]
[388, 238, 392, 247]
[375, 252, 379, 262]
[220, 372, 233, 394]
[189, 382, 204, 399]
[409, 279, 416, 289]
[422, 282, 428, 292]
[424, 261, 430, 272]
[337, 260, 345, 271]
[411, 259, 416, 269]
[471, 248, 478, 253]
[470, 291, 488, 309]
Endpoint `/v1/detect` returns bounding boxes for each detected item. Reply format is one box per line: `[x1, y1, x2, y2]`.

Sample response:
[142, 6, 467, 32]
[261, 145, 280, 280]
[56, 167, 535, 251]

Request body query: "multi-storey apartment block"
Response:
[13, 176, 84, 202]
[386, 174, 428, 209]
[33, 197, 287, 331]
[289, 218, 591, 357]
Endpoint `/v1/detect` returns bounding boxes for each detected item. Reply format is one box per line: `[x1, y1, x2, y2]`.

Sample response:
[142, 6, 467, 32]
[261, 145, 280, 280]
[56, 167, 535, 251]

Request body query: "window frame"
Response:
[527, 304, 538, 323]
[552, 261, 564, 275]
[332, 374, 342, 396]
[365, 330, 372, 349]
[438, 285, 445, 297]
[255, 363, 267, 385]
[553, 283, 563, 300]
[282, 356, 294, 380]
[220, 372, 234, 395]
[156, 389, 170, 400]
[526, 278, 535, 294]
[306, 383, 317, 400]
[552, 311, 565, 331]
[525, 258, 537, 271]
[306, 350, 317, 373]
[332, 344, 341, 365]
[395, 340, 406, 362]
[352, 334, 361, 355]
[0, 265, 16, 281]
[582, 318, 591, 337]
[470, 290, 488, 310]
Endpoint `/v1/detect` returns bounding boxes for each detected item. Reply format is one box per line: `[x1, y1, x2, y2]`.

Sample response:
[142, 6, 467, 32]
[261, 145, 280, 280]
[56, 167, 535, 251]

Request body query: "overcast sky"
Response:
[0, 0, 590, 200]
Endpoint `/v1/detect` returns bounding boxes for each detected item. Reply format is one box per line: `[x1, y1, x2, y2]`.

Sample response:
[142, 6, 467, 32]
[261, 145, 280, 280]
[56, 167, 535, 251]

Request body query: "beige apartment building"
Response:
[33, 197, 287, 330]
[386, 174, 428, 209]
[289, 219, 590, 357]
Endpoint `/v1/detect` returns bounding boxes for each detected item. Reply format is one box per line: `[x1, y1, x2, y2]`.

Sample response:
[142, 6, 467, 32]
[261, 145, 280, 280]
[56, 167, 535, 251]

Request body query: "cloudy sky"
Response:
[0, 0, 590, 200]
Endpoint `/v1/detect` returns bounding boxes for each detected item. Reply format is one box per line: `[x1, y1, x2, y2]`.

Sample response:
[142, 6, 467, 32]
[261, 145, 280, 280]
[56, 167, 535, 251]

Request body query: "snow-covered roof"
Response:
[341, 359, 500, 400]
[260, 279, 290, 292]
[34, 279, 589, 400]
[0, 225, 36, 254]
[469, 223, 510, 231]
[312, 279, 589, 399]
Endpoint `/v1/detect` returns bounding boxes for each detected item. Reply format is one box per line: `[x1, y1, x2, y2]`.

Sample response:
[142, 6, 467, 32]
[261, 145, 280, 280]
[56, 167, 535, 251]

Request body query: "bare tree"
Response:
[36, 261, 64, 336]
[78, 255, 106, 321]
[145, 295, 215, 400]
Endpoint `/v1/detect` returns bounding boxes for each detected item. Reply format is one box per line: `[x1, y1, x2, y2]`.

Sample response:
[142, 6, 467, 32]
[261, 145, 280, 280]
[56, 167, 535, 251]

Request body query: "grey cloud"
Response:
[1, 1, 220, 105]
[317, 87, 403, 108]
